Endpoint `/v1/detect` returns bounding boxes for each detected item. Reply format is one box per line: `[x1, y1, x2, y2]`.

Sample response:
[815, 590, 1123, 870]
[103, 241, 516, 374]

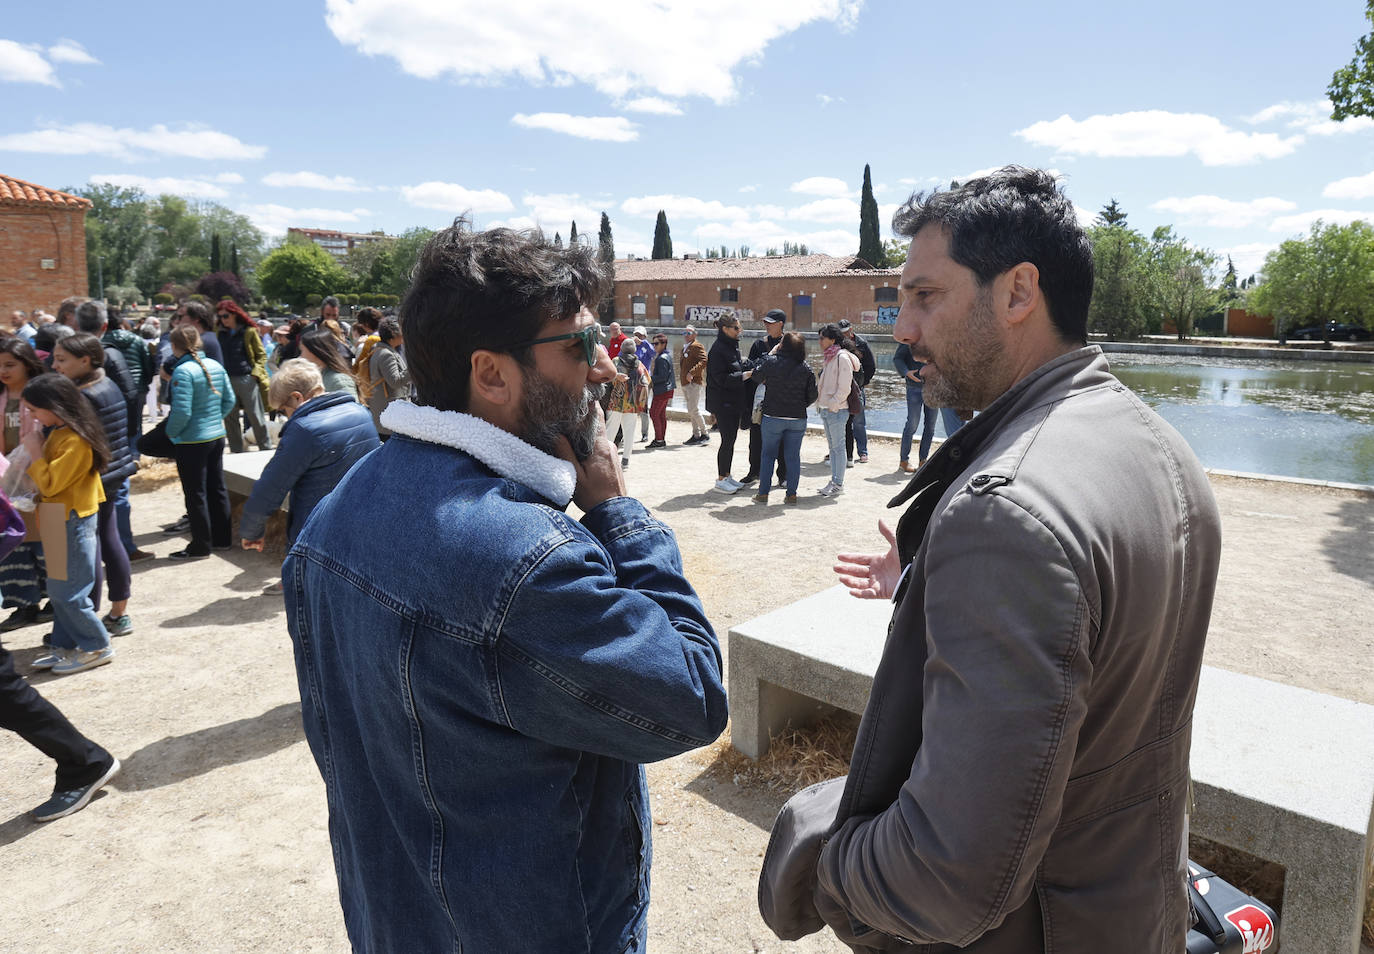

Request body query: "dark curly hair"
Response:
[892, 165, 1093, 344]
[399, 216, 610, 411]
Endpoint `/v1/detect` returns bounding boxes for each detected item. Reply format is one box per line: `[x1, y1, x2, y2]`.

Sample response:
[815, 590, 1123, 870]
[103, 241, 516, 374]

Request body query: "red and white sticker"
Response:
[1224, 904, 1275, 954]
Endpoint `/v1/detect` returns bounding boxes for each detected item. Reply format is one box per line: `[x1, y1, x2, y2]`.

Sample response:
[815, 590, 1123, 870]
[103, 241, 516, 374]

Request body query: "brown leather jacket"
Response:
[760, 347, 1221, 953]
[680, 339, 707, 385]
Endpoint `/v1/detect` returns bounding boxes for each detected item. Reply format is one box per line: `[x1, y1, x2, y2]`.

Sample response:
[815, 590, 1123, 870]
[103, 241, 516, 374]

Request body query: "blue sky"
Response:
[2, 1, 1371, 278]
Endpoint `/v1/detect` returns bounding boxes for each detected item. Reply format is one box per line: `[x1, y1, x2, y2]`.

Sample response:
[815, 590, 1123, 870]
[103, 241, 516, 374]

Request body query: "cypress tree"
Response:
[569, 221, 579, 246]
[210, 233, 222, 273]
[1097, 199, 1128, 226]
[652, 211, 673, 259]
[553, 232, 562, 248]
[598, 212, 614, 264]
[229, 242, 240, 277]
[858, 164, 884, 266]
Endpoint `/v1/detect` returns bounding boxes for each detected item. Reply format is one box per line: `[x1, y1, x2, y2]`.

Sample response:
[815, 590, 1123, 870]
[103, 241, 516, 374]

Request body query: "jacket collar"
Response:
[380, 401, 577, 507]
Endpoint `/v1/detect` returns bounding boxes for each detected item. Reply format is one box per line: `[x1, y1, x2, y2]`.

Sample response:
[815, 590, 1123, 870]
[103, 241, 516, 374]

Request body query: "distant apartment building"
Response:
[287, 227, 388, 260]
[612, 254, 901, 331]
[0, 173, 90, 318]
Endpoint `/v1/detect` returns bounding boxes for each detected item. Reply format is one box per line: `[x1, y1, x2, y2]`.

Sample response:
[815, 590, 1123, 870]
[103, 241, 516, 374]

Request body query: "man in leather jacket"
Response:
[759, 166, 1221, 953]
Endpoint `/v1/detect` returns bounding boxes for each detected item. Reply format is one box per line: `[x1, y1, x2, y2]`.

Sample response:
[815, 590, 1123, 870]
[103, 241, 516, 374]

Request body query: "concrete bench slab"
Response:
[728, 584, 1374, 953]
[221, 450, 289, 512]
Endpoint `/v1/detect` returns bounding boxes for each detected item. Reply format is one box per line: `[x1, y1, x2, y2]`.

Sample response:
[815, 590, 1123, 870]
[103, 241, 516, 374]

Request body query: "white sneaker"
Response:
[724, 477, 743, 490]
[51, 646, 114, 675]
[818, 481, 844, 497]
[711, 478, 742, 495]
[31, 650, 66, 671]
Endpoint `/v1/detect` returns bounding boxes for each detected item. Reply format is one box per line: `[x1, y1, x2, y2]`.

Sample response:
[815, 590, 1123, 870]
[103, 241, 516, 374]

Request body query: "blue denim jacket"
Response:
[284, 403, 728, 953]
[239, 391, 378, 544]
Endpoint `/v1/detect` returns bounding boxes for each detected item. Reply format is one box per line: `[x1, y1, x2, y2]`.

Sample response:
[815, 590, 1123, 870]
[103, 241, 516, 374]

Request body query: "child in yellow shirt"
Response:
[21, 375, 113, 676]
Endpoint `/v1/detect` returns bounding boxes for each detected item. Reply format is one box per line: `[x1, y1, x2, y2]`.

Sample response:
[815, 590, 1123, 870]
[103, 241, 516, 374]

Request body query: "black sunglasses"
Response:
[512, 324, 605, 367]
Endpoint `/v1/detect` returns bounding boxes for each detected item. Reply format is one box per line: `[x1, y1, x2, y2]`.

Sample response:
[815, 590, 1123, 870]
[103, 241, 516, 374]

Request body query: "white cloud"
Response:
[400, 181, 514, 213]
[1223, 242, 1277, 279]
[621, 194, 751, 220]
[1016, 110, 1302, 166]
[1322, 170, 1374, 200]
[214, 172, 244, 184]
[243, 204, 373, 237]
[324, 0, 860, 104]
[0, 121, 266, 160]
[1246, 98, 1374, 137]
[738, 184, 758, 193]
[694, 217, 858, 256]
[1073, 204, 1097, 229]
[521, 193, 605, 228]
[790, 176, 854, 198]
[621, 97, 682, 116]
[1150, 195, 1297, 228]
[88, 173, 231, 200]
[511, 112, 638, 142]
[0, 40, 58, 86]
[263, 170, 371, 192]
[1268, 209, 1374, 235]
[788, 197, 859, 224]
[816, 93, 845, 107]
[47, 39, 99, 65]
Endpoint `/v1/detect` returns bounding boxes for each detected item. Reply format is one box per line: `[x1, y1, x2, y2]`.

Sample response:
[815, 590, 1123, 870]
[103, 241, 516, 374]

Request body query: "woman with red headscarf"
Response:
[214, 301, 272, 453]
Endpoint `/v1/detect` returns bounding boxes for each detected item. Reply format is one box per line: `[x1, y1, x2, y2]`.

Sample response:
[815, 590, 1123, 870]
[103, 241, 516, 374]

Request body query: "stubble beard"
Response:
[519, 369, 605, 460]
[915, 289, 1003, 411]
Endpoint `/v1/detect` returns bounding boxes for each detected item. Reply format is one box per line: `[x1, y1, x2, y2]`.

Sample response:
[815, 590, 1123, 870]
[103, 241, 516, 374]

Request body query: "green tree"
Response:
[1096, 199, 1128, 227]
[340, 236, 397, 293]
[209, 233, 222, 273]
[74, 183, 152, 293]
[597, 212, 614, 265]
[881, 237, 908, 267]
[230, 242, 240, 277]
[651, 211, 673, 259]
[569, 221, 579, 246]
[1147, 227, 1220, 340]
[858, 163, 884, 266]
[1220, 256, 1240, 305]
[1329, 0, 1374, 120]
[256, 241, 347, 311]
[1249, 220, 1374, 337]
[553, 232, 562, 248]
[1087, 221, 1151, 339]
[378, 227, 435, 298]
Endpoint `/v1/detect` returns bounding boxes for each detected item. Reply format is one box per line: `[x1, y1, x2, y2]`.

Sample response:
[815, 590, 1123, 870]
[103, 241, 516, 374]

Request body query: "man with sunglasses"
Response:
[284, 219, 727, 954]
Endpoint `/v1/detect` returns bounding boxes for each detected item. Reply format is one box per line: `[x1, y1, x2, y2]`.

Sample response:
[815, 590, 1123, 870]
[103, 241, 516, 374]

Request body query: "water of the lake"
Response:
[667, 337, 1374, 485]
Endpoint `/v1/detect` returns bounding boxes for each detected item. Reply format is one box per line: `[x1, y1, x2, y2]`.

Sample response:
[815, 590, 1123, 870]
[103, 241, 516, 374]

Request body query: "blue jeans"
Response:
[47, 512, 110, 653]
[758, 416, 805, 496]
[844, 387, 868, 459]
[818, 407, 848, 486]
[940, 407, 965, 440]
[900, 387, 939, 464]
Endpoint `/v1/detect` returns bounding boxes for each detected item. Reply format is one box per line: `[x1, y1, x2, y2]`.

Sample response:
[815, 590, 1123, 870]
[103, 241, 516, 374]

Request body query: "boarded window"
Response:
[631, 295, 647, 317]
[720, 288, 739, 303]
[659, 295, 675, 320]
[874, 287, 898, 303]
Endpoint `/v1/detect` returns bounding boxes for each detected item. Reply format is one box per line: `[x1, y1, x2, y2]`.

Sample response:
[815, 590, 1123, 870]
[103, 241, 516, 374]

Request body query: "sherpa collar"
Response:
[380, 401, 577, 507]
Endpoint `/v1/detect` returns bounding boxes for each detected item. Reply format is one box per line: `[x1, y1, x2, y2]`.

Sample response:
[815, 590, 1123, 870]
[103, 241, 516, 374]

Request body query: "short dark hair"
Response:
[74, 300, 107, 334]
[778, 331, 806, 362]
[322, 296, 340, 310]
[33, 322, 74, 354]
[182, 299, 214, 330]
[377, 316, 402, 344]
[353, 307, 382, 332]
[892, 165, 1093, 344]
[399, 217, 610, 411]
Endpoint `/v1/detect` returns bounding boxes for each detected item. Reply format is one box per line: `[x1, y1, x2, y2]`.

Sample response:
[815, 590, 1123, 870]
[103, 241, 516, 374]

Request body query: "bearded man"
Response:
[760, 167, 1221, 953]
[284, 220, 727, 954]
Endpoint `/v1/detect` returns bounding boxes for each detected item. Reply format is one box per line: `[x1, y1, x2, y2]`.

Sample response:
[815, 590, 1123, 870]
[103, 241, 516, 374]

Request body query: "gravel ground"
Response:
[1, 427, 1370, 953]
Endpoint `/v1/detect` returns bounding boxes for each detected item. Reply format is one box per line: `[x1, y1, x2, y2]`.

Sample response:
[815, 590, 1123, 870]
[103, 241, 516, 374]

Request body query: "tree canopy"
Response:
[1329, 0, 1374, 120]
[651, 211, 673, 259]
[256, 242, 347, 311]
[1249, 220, 1374, 335]
[858, 163, 884, 266]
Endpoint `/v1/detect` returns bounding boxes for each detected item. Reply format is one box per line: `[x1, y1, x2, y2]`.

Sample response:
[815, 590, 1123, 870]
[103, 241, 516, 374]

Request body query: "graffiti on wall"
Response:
[683, 305, 755, 324]
[877, 306, 899, 325]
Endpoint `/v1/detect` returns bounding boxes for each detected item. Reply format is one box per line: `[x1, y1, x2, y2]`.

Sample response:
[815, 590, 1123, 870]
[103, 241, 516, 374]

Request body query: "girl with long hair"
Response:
[165, 326, 238, 559]
[814, 323, 861, 497]
[22, 374, 114, 675]
[299, 328, 360, 400]
[51, 333, 137, 635]
[0, 337, 51, 630]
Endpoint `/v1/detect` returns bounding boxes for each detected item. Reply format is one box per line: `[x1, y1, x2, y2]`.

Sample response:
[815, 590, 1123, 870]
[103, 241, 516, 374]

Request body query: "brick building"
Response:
[286, 227, 388, 260]
[611, 254, 901, 332]
[0, 174, 90, 319]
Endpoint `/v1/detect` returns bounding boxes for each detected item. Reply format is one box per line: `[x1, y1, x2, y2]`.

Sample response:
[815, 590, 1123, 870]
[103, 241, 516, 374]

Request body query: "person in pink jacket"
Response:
[814, 323, 861, 497]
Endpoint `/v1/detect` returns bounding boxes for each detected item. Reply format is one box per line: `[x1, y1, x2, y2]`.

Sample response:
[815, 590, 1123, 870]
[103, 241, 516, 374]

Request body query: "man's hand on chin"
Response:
[554, 405, 625, 512]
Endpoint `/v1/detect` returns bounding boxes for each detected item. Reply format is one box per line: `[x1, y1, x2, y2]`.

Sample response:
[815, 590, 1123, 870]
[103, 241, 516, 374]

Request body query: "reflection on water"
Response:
[670, 334, 1374, 484]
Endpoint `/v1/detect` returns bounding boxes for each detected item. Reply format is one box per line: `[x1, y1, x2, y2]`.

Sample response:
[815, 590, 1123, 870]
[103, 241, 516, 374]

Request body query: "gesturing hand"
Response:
[552, 403, 625, 513]
[834, 519, 901, 600]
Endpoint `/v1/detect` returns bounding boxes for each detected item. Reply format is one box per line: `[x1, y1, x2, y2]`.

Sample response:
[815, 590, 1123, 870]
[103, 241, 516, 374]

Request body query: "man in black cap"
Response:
[741, 308, 788, 486]
[838, 318, 876, 464]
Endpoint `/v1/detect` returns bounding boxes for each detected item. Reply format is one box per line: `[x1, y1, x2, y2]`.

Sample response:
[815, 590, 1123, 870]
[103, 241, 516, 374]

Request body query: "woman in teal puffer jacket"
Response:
[165, 325, 238, 560]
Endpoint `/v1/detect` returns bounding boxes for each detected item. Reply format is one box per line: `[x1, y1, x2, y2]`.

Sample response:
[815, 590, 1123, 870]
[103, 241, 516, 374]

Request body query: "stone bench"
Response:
[221, 449, 290, 513]
[728, 585, 1374, 953]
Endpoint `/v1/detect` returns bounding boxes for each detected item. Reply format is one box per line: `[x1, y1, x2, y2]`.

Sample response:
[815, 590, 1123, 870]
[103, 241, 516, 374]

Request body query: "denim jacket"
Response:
[284, 401, 728, 953]
[238, 391, 378, 544]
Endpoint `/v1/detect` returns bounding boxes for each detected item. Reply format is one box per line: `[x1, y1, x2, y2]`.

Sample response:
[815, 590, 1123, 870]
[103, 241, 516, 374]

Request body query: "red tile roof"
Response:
[614, 253, 898, 282]
[0, 174, 92, 210]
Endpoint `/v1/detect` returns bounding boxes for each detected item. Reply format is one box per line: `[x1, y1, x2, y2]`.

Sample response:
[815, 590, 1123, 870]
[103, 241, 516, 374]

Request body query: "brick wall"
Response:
[611, 273, 901, 333]
[0, 206, 89, 318]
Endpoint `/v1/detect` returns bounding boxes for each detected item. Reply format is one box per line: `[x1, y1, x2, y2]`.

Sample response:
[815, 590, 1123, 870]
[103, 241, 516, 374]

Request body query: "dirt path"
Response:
[1, 430, 1369, 953]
